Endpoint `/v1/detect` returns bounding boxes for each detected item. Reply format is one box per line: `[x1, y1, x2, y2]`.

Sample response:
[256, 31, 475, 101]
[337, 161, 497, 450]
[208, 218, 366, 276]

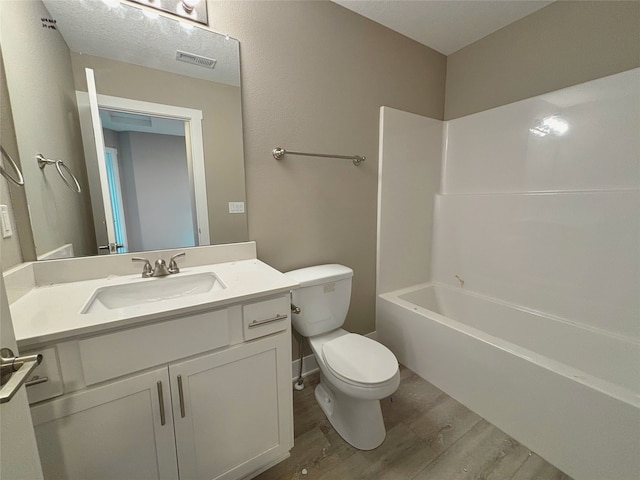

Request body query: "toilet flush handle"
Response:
[291, 303, 301, 315]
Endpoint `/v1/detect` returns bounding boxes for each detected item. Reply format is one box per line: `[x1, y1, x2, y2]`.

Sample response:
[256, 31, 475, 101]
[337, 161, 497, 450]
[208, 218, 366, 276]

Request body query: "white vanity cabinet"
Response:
[27, 294, 293, 480]
[30, 367, 179, 479]
[172, 331, 291, 480]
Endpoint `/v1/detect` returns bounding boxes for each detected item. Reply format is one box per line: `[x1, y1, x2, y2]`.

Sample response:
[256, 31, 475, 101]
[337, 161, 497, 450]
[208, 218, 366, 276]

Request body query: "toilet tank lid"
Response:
[284, 264, 353, 287]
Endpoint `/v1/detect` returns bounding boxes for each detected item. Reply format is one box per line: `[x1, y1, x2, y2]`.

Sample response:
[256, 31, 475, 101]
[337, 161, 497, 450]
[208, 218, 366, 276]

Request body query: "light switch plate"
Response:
[228, 202, 245, 214]
[1, 205, 13, 238]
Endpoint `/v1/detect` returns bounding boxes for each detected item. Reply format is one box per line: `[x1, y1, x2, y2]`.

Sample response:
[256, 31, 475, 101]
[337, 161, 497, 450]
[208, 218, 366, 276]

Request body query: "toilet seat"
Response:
[322, 333, 398, 386]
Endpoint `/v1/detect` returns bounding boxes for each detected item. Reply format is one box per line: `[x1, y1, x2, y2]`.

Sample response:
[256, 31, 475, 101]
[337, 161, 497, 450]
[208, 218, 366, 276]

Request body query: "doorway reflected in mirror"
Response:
[100, 111, 197, 254]
[76, 87, 210, 256]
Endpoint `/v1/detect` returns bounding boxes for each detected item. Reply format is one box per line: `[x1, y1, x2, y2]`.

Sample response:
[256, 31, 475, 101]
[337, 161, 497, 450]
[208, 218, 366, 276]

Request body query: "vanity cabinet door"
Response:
[170, 331, 293, 480]
[30, 368, 179, 480]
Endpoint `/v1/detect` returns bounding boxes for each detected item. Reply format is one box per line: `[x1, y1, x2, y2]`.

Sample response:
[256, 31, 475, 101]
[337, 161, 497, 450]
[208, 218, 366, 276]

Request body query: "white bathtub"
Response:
[377, 283, 640, 480]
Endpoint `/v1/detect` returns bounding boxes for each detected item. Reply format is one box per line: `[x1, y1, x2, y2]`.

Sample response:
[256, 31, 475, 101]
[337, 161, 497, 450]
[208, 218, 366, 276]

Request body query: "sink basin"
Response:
[82, 272, 225, 313]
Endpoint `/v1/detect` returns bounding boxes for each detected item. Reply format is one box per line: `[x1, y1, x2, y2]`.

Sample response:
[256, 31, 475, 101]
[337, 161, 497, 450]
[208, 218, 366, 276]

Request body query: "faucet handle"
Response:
[169, 252, 185, 274]
[132, 257, 153, 277]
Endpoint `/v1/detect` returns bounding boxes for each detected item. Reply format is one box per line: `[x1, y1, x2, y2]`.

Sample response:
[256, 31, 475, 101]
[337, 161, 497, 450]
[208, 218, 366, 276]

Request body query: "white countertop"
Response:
[11, 259, 298, 348]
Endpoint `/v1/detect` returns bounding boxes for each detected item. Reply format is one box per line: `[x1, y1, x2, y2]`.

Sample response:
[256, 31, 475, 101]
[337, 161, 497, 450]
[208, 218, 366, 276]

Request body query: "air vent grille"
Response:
[175, 50, 217, 69]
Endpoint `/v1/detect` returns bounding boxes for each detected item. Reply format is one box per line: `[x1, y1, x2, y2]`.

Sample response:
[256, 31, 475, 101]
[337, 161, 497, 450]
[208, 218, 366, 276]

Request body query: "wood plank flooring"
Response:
[255, 366, 573, 480]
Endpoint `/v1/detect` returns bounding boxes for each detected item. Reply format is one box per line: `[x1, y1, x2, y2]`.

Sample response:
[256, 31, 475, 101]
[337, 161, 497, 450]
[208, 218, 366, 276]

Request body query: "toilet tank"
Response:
[285, 265, 353, 337]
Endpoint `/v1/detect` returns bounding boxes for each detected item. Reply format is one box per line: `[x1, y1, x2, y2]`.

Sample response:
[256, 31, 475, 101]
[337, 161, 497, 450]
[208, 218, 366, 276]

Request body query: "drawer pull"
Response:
[248, 314, 288, 328]
[157, 381, 166, 426]
[177, 375, 186, 418]
[25, 376, 49, 387]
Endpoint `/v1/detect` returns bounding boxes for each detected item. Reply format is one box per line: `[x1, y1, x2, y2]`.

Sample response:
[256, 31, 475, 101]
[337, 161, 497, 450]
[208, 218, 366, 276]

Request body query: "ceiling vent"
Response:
[175, 50, 217, 69]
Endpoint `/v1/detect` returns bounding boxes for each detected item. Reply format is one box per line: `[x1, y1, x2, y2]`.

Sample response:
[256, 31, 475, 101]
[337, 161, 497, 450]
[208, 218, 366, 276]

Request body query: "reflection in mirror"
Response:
[98, 109, 195, 254]
[77, 83, 210, 254]
[0, 0, 247, 261]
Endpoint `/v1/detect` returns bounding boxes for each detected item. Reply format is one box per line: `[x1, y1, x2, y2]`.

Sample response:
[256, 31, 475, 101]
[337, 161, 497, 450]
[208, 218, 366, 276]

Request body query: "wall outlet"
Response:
[1, 205, 13, 238]
[228, 202, 245, 214]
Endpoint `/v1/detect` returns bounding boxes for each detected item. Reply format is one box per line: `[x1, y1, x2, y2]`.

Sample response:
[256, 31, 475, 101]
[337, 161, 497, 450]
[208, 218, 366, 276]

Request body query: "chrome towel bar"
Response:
[272, 147, 365, 166]
[0, 145, 25, 186]
[36, 154, 82, 193]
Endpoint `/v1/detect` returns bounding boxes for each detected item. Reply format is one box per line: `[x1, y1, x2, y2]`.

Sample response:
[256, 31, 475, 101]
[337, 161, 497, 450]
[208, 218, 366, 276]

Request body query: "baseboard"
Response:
[291, 331, 377, 382]
[291, 353, 318, 382]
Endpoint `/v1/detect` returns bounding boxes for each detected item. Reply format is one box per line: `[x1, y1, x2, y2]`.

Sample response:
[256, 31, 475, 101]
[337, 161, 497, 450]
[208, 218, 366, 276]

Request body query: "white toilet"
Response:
[285, 264, 400, 450]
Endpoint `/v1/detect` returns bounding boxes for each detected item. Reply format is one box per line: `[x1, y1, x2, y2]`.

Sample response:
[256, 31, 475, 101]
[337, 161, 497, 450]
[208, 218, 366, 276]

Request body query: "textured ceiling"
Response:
[333, 0, 554, 55]
[43, 0, 240, 86]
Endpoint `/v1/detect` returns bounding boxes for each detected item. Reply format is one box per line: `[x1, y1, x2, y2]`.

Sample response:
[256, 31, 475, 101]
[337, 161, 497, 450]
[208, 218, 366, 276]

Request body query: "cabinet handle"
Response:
[157, 381, 166, 426]
[25, 376, 49, 387]
[177, 375, 186, 418]
[248, 314, 288, 328]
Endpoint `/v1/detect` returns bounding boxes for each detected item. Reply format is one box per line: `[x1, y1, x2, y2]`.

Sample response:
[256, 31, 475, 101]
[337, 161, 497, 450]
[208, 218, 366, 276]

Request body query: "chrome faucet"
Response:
[132, 252, 185, 278]
[153, 258, 171, 277]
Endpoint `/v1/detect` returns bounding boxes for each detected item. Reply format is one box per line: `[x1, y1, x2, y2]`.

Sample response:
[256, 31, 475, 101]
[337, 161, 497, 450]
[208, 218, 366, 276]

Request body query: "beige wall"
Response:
[0, 51, 28, 270]
[0, 171, 23, 271]
[208, 1, 446, 347]
[1, 0, 96, 259]
[71, 53, 248, 245]
[377, 108, 442, 296]
[445, 1, 640, 120]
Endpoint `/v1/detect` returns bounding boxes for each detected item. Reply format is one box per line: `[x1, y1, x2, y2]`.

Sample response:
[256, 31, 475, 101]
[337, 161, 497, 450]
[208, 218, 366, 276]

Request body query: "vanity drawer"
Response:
[243, 296, 290, 341]
[24, 346, 64, 404]
[79, 308, 229, 385]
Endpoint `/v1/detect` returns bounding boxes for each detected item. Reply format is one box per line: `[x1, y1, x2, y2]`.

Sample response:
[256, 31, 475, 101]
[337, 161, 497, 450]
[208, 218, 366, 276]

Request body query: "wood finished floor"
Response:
[256, 366, 573, 480]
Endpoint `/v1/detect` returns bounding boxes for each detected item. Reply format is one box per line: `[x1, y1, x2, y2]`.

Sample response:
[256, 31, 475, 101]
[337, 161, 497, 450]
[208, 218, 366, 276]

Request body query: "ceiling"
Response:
[333, 0, 554, 55]
[43, 0, 241, 86]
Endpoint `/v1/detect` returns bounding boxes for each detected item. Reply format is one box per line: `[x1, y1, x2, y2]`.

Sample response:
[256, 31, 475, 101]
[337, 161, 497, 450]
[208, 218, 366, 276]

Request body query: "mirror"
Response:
[0, 0, 247, 261]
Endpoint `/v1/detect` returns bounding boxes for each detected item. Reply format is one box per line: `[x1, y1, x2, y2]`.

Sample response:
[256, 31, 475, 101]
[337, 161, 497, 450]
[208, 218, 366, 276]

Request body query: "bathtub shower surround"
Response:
[435, 68, 640, 340]
[376, 107, 443, 294]
[376, 69, 640, 480]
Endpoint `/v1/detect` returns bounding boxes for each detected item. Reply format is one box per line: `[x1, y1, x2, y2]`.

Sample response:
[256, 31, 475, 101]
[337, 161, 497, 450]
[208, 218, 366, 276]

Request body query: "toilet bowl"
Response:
[285, 265, 400, 450]
[309, 329, 400, 450]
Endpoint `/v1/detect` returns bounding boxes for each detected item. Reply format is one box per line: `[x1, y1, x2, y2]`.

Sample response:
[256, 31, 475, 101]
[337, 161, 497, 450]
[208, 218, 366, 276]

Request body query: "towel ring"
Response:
[36, 154, 82, 193]
[0, 145, 25, 186]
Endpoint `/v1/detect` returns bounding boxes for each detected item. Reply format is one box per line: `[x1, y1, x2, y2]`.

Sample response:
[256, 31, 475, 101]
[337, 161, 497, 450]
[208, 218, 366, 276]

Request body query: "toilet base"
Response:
[314, 377, 386, 450]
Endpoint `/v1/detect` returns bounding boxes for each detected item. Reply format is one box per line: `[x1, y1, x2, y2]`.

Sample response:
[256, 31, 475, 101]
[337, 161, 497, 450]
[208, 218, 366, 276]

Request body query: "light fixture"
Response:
[180, 0, 199, 14]
[129, 0, 208, 25]
[529, 115, 569, 137]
